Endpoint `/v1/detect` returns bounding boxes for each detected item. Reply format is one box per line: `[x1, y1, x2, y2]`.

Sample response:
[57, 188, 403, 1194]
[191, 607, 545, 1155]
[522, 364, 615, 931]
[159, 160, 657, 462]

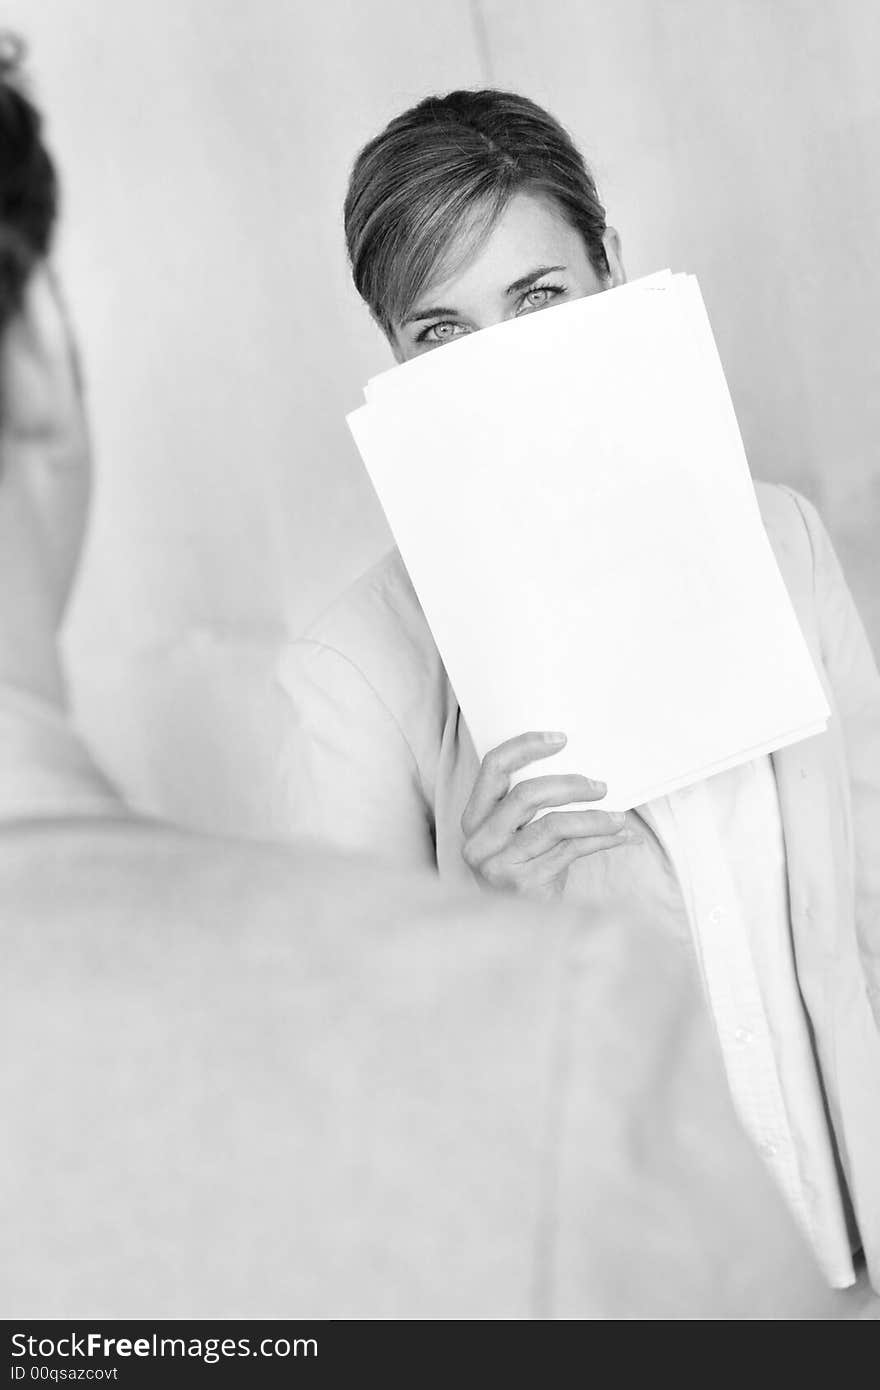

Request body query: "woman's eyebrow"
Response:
[505, 264, 566, 295]
[402, 304, 460, 327]
[402, 265, 567, 327]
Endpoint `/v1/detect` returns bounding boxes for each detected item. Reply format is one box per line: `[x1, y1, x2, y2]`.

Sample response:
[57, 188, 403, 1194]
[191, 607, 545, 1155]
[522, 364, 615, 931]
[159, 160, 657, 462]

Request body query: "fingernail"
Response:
[591, 780, 608, 794]
[609, 811, 627, 827]
[543, 732, 566, 745]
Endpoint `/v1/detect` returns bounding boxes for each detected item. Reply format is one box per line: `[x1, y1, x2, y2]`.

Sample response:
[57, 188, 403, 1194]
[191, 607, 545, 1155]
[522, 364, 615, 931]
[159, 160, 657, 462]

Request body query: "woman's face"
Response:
[389, 191, 625, 363]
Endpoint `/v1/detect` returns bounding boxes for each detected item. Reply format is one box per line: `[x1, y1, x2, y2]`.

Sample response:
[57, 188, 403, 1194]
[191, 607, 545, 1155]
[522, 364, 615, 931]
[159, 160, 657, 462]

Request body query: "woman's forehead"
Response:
[414, 192, 584, 308]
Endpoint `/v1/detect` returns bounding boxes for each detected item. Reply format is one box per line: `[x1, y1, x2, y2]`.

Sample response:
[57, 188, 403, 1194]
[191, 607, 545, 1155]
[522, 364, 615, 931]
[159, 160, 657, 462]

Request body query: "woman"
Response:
[278, 89, 880, 1290]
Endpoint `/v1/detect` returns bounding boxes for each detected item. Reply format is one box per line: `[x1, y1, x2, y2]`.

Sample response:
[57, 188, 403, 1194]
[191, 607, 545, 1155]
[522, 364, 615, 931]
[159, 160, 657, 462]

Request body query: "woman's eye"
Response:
[421, 321, 467, 344]
[519, 285, 560, 312]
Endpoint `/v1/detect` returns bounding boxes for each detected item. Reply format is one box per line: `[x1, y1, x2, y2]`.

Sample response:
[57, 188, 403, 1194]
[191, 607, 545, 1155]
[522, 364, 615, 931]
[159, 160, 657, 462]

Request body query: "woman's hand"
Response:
[461, 731, 639, 900]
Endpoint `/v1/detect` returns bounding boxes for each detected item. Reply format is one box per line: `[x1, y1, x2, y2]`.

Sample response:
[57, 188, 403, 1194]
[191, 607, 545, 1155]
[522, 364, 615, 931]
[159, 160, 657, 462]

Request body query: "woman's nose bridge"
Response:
[472, 300, 515, 332]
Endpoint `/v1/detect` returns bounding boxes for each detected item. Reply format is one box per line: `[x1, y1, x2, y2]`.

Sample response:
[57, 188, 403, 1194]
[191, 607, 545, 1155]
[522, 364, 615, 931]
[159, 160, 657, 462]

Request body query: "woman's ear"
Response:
[602, 227, 627, 287]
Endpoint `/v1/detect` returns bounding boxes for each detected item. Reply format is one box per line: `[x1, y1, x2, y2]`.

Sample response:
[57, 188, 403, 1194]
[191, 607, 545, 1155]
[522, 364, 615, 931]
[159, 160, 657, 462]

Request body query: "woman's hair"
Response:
[0, 34, 58, 335]
[344, 88, 609, 334]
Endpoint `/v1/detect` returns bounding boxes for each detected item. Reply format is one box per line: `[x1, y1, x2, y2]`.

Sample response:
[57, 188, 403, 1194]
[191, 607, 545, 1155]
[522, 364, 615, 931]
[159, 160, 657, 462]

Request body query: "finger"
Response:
[462, 731, 589, 836]
[464, 776, 611, 863]
[479, 828, 638, 892]
[540, 829, 640, 872]
[509, 808, 633, 862]
[494, 773, 609, 833]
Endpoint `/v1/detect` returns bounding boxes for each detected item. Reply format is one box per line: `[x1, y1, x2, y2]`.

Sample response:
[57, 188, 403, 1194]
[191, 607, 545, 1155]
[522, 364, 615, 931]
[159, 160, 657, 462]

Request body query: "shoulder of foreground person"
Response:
[0, 820, 842, 1319]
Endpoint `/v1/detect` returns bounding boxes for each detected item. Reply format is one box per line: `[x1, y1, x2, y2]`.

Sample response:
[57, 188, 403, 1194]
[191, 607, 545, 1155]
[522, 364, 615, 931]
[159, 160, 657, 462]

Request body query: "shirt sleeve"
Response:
[276, 638, 436, 869]
[789, 489, 880, 1024]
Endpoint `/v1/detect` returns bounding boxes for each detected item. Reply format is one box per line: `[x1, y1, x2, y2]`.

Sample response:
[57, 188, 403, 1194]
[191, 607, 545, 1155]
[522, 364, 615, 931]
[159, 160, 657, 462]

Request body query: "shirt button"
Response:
[759, 1140, 778, 1158]
[708, 906, 724, 926]
[734, 1026, 753, 1044]
[800, 767, 809, 780]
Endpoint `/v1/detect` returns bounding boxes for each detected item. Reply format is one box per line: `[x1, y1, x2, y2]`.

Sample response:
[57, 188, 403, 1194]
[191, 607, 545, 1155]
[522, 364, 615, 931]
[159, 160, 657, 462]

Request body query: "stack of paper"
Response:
[347, 272, 829, 810]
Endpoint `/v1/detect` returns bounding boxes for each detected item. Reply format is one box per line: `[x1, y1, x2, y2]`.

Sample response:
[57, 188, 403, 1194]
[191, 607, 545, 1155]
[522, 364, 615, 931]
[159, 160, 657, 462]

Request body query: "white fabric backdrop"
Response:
[7, 0, 878, 835]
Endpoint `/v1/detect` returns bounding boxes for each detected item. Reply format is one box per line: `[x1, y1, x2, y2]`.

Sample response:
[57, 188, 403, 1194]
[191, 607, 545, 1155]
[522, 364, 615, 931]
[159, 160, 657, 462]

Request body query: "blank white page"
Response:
[347, 275, 829, 810]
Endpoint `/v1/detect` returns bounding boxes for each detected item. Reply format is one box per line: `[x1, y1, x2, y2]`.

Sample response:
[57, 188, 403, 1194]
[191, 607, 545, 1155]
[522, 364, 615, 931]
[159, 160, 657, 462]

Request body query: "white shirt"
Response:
[648, 757, 855, 1287]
